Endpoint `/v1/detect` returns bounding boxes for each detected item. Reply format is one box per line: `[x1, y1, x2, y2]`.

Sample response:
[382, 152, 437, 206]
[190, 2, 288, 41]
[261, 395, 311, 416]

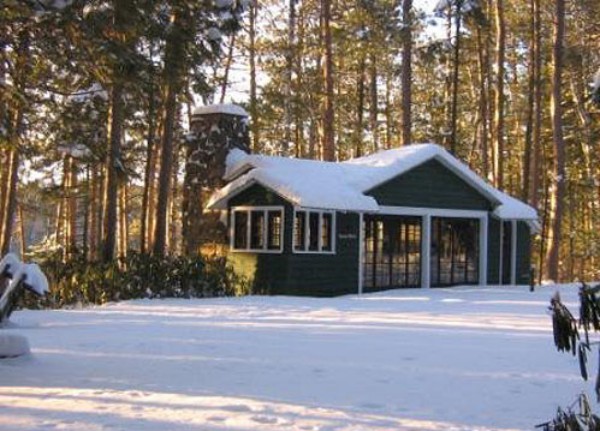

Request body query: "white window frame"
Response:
[230, 206, 285, 254]
[292, 208, 336, 254]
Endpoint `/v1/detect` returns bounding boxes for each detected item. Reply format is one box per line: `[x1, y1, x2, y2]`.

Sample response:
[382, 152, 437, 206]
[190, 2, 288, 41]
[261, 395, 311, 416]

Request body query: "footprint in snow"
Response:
[360, 402, 384, 410]
[207, 416, 227, 422]
[251, 415, 279, 425]
[221, 404, 253, 413]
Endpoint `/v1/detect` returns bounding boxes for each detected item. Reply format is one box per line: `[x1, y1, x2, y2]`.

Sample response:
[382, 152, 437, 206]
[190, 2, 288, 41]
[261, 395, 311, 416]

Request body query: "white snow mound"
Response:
[23, 264, 49, 296]
[0, 253, 21, 278]
[0, 333, 30, 358]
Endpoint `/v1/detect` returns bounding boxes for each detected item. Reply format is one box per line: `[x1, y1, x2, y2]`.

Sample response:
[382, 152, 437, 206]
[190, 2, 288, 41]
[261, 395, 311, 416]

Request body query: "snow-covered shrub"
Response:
[0, 333, 30, 358]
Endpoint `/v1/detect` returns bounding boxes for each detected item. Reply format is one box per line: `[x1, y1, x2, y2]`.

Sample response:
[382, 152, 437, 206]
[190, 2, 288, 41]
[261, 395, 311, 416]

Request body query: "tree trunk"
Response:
[522, 0, 535, 203]
[102, 0, 135, 262]
[141, 79, 157, 254]
[283, 0, 296, 155]
[153, 83, 178, 257]
[0, 150, 9, 250]
[249, 0, 259, 152]
[67, 155, 78, 258]
[1, 34, 28, 257]
[385, 71, 393, 149]
[530, 0, 542, 209]
[18, 204, 25, 259]
[1, 148, 20, 256]
[475, 25, 490, 178]
[401, 0, 412, 147]
[219, 34, 236, 104]
[102, 80, 124, 262]
[369, 54, 378, 152]
[545, 0, 566, 282]
[88, 166, 101, 261]
[321, 0, 335, 161]
[355, 53, 366, 157]
[493, 0, 506, 189]
[153, 9, 188, 257]
[118, 182, 128, 260]
[294, 2, 305, 157]
[169, 143, 179, 254]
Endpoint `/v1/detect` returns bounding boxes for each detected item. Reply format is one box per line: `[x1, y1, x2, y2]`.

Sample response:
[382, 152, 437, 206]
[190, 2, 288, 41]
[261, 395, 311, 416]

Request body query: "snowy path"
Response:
[0, 285, 593, 430]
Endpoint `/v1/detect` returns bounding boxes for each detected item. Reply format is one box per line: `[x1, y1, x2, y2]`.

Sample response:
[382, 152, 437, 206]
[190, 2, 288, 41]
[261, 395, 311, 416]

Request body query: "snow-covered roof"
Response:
[192, 104, 248, 117]
[208, 143, 538, 220]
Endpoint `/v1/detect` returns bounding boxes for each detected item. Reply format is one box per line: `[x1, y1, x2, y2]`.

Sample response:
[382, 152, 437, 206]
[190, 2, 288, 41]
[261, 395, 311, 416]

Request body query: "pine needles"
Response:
[536, 394, 600, 431]
[545, 283, 600, 429]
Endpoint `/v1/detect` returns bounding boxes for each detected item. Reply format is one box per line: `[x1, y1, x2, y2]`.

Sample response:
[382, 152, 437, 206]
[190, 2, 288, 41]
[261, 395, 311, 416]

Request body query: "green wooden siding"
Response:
[516, 221, 532, 285]
[229, 183, 290, 209]
[228, 184, 292, 294]
[225, 167, 533, 294]
[486, 218, 532, 285]
[285, 212, 359, 296]
[227, 184, 359, 296]
[367, 159, 494, 211]
[487, 217, 501, 284]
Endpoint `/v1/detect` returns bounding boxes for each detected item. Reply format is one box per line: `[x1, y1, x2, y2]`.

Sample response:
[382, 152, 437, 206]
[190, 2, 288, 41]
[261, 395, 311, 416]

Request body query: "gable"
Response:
[229, 183, 291, 208]
[366, 159, 494, 211]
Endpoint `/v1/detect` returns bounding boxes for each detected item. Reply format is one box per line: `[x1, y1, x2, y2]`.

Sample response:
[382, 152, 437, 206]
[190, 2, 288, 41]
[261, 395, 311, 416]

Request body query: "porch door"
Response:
[363, 216, 421, 290]
[430, 218, 480, 287]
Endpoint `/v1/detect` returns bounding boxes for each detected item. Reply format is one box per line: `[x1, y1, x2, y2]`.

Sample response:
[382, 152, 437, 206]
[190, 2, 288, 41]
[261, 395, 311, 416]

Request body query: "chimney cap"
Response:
[192, 103, 249, 117]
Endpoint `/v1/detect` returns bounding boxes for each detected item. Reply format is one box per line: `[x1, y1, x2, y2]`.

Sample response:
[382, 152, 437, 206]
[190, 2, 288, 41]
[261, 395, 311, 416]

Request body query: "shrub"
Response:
[19, 251, 249, 309]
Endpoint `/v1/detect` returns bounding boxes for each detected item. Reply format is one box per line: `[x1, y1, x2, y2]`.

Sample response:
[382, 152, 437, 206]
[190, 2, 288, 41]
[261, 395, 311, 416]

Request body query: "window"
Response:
[294, 211, 306, 251]
[308, 212, 319, 251]
[430, 217, 479, 286]
[233, 211, 248, 249]
[321, 213, 333, 251]
[293, 209, 335, 253]
[231, 207, 284, 252]
[267, 211, 282, 250]
[250, 211, 265, 249]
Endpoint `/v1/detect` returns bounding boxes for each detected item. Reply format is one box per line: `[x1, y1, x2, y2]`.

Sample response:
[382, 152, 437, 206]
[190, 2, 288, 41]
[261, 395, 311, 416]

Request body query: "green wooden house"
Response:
[207, 143, 538, 296]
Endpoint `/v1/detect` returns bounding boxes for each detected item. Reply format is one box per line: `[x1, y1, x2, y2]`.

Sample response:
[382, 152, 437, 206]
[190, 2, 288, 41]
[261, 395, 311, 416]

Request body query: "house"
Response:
[207, 143, 538, 296]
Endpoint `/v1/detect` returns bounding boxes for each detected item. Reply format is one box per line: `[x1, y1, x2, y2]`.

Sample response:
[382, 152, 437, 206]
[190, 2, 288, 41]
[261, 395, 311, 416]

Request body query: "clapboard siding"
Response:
[224, 167, 533, 295]
[227, 184, 292, 294]
[285, 212, 359, 296]
[367, 159, 493, 211]
[516, 221, 531, 285]
[229, 183, 290, 210]
[487, 217, 501, 284]
[227, 184, 359, 296]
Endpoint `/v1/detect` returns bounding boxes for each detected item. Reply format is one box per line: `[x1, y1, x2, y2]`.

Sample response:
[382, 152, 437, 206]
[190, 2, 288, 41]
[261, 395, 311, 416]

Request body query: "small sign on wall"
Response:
[339, 233, 357, 240]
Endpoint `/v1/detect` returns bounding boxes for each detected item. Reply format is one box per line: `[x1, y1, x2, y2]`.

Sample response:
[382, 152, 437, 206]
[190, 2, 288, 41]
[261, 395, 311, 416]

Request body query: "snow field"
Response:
[0, 284, 592, 430]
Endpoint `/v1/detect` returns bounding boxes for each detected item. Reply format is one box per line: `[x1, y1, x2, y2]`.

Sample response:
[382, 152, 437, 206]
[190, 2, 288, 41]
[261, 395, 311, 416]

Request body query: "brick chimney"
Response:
[182, 104, 250, 256]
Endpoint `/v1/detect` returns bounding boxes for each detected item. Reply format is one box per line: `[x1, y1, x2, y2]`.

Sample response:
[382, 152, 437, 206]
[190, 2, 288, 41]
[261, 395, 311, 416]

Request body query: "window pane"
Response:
[308, 212, 319, 251]
[294, 211, 306, 251]
[250, 211, 265, 249]
[321, 213, 333, 251]
[267, 211, 282, 250]
[233, 211, 248, 249]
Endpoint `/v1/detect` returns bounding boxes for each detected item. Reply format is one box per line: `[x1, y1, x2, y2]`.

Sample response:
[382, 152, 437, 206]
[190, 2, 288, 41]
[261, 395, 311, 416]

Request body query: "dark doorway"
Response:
[363, 216, 421, 290]
[430, 218, 479, 287]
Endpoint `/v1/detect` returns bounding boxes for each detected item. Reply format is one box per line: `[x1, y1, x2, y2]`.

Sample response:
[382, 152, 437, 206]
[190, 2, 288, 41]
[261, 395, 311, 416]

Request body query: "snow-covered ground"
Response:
[0, 284, 594, 430]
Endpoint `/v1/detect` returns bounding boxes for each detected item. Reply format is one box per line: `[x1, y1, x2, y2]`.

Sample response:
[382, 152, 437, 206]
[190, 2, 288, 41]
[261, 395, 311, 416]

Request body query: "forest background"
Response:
[1, 0, 599, 300]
